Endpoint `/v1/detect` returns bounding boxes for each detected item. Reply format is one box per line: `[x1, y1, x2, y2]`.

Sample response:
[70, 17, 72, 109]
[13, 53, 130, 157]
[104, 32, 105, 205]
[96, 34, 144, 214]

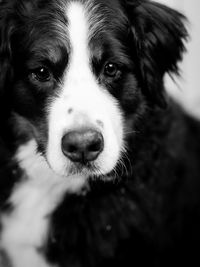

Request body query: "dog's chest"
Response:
[0, 140, 87, 267]
[0, 180, 60, 267]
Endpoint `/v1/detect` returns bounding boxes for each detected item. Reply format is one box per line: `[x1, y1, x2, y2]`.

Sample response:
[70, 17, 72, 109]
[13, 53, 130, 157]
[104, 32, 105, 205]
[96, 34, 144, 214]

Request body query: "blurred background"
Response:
[155, 0, 200, 117]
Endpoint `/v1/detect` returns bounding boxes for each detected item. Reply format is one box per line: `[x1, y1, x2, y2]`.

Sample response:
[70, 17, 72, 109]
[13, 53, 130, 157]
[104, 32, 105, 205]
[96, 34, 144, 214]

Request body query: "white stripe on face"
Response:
[47, 1, 124, 180]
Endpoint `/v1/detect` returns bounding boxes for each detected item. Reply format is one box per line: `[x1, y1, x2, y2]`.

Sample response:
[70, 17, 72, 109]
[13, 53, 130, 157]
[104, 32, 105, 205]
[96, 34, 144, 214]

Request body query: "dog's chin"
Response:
[46, 156, 117, 183]
[64, 162, 101, 178]
[46, 158, 100, 179]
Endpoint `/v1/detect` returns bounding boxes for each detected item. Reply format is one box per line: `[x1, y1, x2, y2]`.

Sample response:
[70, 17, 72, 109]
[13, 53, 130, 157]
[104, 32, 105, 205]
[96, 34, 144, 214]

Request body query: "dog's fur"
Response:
[0, 0, 200, 266]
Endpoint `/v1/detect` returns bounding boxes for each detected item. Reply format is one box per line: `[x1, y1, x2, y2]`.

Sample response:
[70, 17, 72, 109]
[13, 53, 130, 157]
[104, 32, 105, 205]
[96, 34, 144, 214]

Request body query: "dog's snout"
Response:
[61, 129, 104, 163]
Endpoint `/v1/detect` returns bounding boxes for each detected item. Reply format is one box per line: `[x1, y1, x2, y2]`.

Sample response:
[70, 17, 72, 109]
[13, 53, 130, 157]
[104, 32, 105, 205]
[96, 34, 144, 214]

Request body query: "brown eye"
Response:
[31, 67, 51, 82]
[104, 63, 119, 77]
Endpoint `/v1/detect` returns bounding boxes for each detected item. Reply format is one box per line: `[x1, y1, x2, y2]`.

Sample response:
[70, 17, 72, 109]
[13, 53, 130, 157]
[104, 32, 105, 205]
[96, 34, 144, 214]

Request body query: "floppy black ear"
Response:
[0, 24, 13, 90]
[125, 0, 188, 108]
[0, 1, 15, 113]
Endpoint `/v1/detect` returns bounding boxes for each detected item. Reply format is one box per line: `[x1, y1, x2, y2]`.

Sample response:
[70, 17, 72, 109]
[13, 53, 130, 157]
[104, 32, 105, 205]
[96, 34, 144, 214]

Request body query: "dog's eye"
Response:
[31, 67, 51, 82]
[104, 63, 119, 77]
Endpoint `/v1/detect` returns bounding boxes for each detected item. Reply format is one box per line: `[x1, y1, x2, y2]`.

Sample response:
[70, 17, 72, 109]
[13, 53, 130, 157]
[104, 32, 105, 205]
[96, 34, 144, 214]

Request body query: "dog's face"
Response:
[0, 0, 187, 179]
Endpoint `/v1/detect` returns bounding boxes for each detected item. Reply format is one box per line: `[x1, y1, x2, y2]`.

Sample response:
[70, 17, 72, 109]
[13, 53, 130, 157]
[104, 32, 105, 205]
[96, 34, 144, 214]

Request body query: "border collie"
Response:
[0, 0, 200, 266]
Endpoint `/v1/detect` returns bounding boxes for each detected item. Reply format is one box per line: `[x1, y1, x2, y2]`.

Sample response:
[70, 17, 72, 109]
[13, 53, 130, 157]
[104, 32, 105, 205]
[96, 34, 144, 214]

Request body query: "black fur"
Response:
[0, 0, 200, 267]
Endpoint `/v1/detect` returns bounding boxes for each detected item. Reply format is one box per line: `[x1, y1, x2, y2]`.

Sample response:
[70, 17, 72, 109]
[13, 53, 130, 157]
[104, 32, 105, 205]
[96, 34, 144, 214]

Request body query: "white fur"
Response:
[47, 2, 124, 178]
[0, 140, 87, 267]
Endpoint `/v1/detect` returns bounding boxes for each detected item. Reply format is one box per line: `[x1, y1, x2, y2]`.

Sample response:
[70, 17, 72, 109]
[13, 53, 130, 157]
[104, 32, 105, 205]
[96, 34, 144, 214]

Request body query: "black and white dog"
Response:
[0, 0, 200, 266]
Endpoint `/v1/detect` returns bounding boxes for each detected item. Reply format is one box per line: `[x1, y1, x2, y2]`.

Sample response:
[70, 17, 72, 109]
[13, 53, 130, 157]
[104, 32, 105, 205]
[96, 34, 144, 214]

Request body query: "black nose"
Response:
[61, 129, 104, 163]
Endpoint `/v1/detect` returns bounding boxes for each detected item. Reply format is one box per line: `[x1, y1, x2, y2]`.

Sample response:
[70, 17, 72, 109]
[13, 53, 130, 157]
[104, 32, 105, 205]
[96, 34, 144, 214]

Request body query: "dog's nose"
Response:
[61, 129, 104, 163]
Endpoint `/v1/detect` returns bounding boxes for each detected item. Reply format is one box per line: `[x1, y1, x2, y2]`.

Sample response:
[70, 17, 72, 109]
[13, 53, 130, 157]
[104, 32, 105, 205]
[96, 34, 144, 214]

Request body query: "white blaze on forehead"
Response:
[63, 1, 99, 104]
[67, 2, 90, 69]
[67, 1, 105, 49]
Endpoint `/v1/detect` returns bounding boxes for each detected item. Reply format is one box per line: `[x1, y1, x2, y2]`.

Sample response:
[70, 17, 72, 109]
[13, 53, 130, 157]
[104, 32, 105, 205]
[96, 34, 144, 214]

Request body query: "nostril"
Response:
[67, 144, 78, 153]
[88, 137, 103, 153]
[61, 129, 104, 163]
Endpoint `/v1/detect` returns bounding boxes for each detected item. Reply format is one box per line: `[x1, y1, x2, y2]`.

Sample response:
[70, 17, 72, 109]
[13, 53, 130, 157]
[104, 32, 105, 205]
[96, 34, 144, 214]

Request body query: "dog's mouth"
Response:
[67, 161, 100, 176]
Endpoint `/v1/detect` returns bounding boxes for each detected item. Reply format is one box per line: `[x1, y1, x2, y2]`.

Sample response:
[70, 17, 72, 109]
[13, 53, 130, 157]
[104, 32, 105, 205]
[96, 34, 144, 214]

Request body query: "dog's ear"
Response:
[125, 0, 188, 108]
[0, 2, 14, 96]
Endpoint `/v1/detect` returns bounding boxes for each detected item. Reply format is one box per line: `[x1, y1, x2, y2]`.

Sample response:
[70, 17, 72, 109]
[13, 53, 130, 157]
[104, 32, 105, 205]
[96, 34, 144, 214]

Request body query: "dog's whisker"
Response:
[124, 130, 141, 135]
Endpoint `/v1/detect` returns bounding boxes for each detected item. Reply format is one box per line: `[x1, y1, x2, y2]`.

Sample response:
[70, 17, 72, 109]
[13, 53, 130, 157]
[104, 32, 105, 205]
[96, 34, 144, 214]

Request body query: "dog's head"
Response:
[0, 0, 187, 179]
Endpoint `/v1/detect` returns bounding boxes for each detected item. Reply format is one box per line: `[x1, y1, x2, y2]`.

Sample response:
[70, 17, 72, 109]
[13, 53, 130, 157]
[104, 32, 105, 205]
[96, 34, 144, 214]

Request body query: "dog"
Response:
[0, 0, 200, 266]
